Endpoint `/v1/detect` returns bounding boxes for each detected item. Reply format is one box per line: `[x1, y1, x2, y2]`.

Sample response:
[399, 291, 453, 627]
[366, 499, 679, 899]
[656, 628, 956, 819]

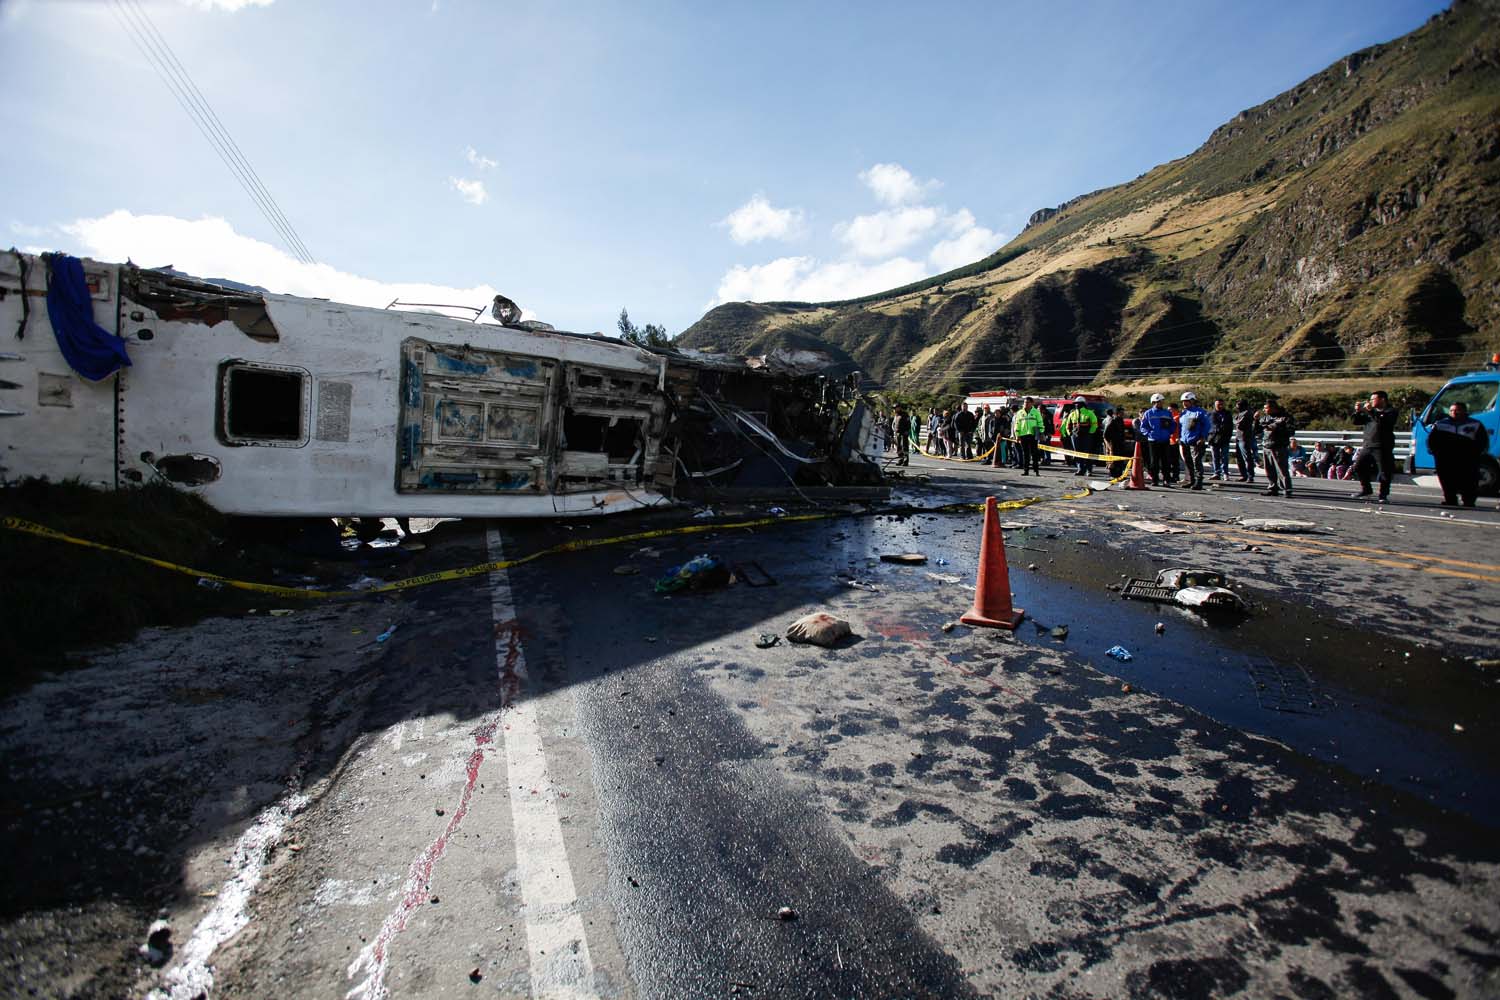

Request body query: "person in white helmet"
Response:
[1137, 393, 1177, 487]
[1177, 391, 1211, 490]
[1061, 395, 1100, 476]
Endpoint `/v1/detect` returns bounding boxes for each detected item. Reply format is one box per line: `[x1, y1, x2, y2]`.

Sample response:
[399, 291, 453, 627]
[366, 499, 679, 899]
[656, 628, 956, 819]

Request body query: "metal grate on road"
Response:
[1244, 656, 1326, 715]
[1120, 578, 1177, 603]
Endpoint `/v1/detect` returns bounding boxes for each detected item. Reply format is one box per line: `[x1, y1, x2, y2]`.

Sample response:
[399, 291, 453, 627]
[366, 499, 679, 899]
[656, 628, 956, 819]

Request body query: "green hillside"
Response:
[678, 0, 1500, 396]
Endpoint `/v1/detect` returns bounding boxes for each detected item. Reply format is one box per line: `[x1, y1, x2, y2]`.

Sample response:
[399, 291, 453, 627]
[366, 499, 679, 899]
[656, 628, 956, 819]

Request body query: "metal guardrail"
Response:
[1294, 430, 1412, 460]
[907, 427, 1414, 459]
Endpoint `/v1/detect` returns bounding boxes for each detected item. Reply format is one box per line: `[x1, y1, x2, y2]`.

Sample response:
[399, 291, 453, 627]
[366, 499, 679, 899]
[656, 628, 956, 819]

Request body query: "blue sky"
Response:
[1, 0, 1449, 337]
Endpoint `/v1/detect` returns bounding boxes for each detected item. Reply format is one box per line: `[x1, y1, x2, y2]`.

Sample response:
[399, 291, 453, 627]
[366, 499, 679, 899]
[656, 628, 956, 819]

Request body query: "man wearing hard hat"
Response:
[1137, 394, 1177, 487]
[1061, 395, 1100, 477]
[1177, 392, 1211, 490]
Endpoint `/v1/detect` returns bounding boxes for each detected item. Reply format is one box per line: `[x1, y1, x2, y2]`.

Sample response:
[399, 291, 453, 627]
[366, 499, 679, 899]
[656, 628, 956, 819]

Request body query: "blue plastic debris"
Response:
[1106, 645, 1133, 662]
[376, 625, 398, 643]
[654, 554, 731, 594]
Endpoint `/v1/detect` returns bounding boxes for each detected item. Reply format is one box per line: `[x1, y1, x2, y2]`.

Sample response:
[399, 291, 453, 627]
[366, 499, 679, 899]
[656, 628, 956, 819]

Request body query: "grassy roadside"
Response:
[0, 480, 254, 692]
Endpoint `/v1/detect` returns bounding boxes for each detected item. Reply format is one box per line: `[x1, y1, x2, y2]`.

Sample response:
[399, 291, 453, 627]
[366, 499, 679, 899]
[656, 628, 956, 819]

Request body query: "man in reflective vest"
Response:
[1061, 396, 1100, 477]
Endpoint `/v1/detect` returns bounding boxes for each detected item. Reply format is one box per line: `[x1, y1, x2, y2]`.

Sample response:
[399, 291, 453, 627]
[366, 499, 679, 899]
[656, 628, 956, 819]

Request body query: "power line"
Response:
[110, 0, 316, 266]
[120, 0, 316, 264]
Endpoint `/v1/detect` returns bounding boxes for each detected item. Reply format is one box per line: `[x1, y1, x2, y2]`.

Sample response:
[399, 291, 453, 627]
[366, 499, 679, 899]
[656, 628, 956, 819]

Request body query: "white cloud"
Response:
[9, 221, 49, 239]
[929, 210, 1006, 272]
[720, 194, 805, 245]
[465, 146, 497, 170]
[60, 210, 510, 319]
[712, 255, 927, 305]
[836, 206, 941, 259]
[710, 164, 1005, 306]
[859, 163, 938, 207]
[449, 177, 488, 206]
[177, 0, 274, 11]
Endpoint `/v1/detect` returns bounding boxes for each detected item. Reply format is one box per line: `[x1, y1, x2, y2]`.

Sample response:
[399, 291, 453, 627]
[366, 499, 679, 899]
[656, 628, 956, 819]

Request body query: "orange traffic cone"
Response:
[1124, 439, 1148, 490]
[960, 496, 1024, 630]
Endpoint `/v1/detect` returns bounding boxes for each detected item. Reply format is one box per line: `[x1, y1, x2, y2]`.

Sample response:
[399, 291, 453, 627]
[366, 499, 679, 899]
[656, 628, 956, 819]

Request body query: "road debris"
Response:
[375, 625, 398, 643]
[655, 554, 731, 593]
[139, 919, 171, 967]
[786, 612, 852, 647]
[1122, 520, 1189, 534]
[469, 968, 483, 984]
[1121, 569, 1247, 612]
[777, 906, 798, 921]
[880, 553, 928, 565]
[1237, 518, 1320, 533]
[755, 634, 781, 649]
[1051, 625, 1069, 640]
[923, 572, 964, 585]
[1155, 622, 1166, 634]
[1106, 645, 1133, 662]
[268, 609, 294, 617]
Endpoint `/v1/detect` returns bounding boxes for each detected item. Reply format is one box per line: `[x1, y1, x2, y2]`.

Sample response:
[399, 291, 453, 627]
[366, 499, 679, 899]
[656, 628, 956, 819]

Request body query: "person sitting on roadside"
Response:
[1287, 438, 1310, 476]
[1310, 441, 1335, 478]
[1330, 445, 1356, 479]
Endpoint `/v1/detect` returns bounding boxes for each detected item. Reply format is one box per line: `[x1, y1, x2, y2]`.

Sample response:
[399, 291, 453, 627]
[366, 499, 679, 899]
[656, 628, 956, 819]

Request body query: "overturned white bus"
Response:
[0, 253, 884, 518]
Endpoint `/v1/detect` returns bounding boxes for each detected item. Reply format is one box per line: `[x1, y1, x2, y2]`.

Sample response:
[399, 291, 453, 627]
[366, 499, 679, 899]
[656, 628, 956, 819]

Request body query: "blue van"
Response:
[1408, 355, 1500, 495]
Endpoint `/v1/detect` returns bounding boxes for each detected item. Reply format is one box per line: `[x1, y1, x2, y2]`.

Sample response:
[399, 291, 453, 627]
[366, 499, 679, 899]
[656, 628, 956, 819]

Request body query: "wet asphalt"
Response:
[476, 463, 1500, 998]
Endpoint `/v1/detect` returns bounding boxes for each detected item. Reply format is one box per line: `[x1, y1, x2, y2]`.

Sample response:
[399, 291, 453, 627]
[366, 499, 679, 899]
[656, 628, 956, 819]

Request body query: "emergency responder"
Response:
[1259, 399, 1296, 497]
[1061, 395, 1100, 476]
[1352, 390, 1399, 503]
[1137, 394, 1176, 487]
[1429, 401, 1490, 507]
[1177, 392, 1211, 490]
[1013, 397, 1044, 475]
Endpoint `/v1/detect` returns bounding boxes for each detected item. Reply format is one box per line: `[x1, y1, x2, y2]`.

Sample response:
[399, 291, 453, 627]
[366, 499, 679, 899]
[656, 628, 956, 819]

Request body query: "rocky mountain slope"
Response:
[677, 0, 1500, 393]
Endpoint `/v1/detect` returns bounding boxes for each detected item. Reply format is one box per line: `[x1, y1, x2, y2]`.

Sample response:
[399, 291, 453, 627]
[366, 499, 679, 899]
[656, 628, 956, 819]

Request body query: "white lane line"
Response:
[486, 525, 599, 999]
[149, 792, 310, 999]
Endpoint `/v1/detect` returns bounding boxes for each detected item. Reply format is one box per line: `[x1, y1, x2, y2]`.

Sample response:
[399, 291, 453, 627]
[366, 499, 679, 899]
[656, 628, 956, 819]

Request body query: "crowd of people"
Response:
[878, 389, 1491, 508]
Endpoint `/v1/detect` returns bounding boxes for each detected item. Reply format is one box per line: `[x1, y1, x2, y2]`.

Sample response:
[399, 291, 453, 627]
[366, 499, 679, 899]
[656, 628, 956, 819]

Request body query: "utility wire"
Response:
[120, 0, 316, 265]
[110, 0, 316, 266]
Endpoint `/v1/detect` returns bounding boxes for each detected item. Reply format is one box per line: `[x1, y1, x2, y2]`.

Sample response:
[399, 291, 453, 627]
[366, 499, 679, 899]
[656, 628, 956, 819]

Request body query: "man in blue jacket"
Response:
[1137, 394, 1177, 487]
[1177, 391, 1211, 490]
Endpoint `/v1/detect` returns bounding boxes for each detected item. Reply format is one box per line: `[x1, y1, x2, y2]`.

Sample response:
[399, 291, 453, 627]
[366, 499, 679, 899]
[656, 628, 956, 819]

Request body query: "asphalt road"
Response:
[2, 460, 1498, 999]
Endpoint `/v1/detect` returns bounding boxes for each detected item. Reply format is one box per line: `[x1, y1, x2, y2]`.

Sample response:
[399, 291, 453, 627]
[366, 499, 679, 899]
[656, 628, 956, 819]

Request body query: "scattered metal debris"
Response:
[1106, 645, 1133, 662]
[1122, 520, 1189, 534]
[1237, 518, 1320, 533]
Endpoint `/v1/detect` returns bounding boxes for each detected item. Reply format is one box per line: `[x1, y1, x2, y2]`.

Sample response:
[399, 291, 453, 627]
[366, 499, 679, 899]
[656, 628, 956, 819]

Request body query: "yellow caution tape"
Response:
[2, 481, 1098, 602]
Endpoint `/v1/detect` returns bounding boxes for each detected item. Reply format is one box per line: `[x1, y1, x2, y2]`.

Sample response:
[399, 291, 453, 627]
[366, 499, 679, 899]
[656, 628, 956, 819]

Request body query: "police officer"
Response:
[1061, 395, 1100, 476]
[1013, 397, 1044, 475]
[1429, 401, 1490, 507]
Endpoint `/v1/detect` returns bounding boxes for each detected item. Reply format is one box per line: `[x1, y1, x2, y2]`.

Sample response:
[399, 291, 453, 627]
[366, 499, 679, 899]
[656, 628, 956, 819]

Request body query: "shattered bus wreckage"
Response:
[0, 253, 885, 518]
